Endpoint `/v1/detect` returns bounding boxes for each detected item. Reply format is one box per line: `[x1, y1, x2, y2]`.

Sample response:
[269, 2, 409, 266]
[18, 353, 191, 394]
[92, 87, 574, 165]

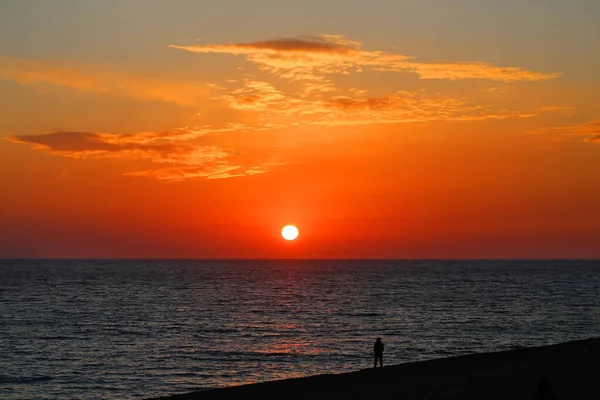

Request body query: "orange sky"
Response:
[1, 1, 599, 258]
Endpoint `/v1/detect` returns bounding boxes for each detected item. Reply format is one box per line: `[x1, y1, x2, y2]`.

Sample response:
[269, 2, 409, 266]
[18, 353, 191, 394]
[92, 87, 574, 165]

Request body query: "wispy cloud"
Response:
[531, 119, 600, 144]
[125, 159, 286, 181]
[8, 129, 225, 163]
[8, 128, 290, 181]
[320, 93, 539, 125]
[562, 120, 600, 144]
[124, 163, 243, 181]
[216, 81, 541, 127]
[587, 135, 600, 143]
[0, 57, 211, 107]
[171, 34, 562, 129]
[172, 34, 560, 94]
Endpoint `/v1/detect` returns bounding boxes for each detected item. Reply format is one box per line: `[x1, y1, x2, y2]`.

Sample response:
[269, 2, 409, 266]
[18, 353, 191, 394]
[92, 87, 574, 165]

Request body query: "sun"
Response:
[281, 225, 299, 241]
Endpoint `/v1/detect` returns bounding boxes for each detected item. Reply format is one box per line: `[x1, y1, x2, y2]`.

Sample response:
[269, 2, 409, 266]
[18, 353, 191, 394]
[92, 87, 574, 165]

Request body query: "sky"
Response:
[1, 0, 599, 258]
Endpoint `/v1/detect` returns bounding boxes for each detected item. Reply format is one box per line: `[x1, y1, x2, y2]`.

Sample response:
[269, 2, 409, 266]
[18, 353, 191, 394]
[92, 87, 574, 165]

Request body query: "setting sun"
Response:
[281, 225, 299, 241]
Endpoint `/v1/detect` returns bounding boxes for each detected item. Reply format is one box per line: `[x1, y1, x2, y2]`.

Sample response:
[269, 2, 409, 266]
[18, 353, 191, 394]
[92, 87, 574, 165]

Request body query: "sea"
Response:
[1, 259, 599, 399]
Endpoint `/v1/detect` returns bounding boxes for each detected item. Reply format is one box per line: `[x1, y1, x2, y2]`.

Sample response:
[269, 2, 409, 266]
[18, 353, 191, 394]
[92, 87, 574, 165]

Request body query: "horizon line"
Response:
[1, 257, 599, 261]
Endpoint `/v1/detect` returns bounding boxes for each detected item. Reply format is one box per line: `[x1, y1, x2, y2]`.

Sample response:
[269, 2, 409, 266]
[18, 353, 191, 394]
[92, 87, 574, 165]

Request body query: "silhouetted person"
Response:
[533, 378, 559, 400]
[374, 337, 384, 368]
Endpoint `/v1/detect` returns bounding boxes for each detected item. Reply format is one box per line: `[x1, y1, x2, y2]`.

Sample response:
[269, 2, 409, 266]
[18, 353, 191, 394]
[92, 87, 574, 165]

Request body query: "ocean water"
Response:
[1, 259, 599, 399]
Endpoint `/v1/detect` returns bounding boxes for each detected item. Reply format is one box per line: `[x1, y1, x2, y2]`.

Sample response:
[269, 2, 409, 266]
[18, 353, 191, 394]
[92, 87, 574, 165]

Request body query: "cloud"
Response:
[220, 80, 289, 112]
[124, 159, 284, 181]
[586, 135, 600, 143]
[8, 130, 236, 180]
[172, 34, 560, 93]
[0, 57, 210, 107]
[9, 130, 227, 164]
[319, 93, 539, 125]
[173, 35, 561, 127]
[124, 163, 243, 181]
[570, 120, 600, 136]
[231, 38, 354, 53]
[215, 82, 540, 127]
[566, 120, 600, 144]
[391, 61, 560, 81]
[534, 119, 600, 144]
[8, 128, 290, 181]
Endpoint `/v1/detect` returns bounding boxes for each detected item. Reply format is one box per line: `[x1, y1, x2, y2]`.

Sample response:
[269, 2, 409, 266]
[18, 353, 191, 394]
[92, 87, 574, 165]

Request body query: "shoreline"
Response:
[148, 337, 600, 400]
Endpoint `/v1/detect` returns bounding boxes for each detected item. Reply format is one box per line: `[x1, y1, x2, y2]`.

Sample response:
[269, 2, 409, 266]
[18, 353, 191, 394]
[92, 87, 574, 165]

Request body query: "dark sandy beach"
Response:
[149, 337, 600, 400]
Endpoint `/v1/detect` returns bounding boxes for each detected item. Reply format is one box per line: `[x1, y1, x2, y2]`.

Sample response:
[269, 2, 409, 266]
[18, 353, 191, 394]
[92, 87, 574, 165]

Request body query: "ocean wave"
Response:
[0, 375, 53, 385]
[335, 312, 384, 317]
[194, 327, 240, 335]
[36, 335, 74, 340]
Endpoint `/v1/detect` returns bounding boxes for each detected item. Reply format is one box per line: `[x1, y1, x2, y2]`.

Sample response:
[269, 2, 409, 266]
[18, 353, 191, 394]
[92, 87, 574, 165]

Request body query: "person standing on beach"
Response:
[374, 337, 384, 368]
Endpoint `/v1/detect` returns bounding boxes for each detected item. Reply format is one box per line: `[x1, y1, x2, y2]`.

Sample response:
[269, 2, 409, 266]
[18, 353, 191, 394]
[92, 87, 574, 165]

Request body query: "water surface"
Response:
[1, 259, 599, 399]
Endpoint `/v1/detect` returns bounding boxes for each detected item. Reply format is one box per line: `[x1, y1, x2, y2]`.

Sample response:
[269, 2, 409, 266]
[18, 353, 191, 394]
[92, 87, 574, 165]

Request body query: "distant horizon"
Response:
[3, 257, 599, 261]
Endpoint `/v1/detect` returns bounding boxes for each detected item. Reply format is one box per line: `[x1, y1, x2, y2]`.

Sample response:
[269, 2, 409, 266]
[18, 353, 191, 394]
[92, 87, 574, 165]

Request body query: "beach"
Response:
[150, 337, 600, 400]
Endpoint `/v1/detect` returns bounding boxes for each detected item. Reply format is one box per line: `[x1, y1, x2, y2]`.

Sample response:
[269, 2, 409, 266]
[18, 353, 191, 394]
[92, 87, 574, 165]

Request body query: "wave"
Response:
[334, 312, 385, 317]
[194, 327, 240, 335]
[0, 375, 53, 385]
[36, 335, 92, 341]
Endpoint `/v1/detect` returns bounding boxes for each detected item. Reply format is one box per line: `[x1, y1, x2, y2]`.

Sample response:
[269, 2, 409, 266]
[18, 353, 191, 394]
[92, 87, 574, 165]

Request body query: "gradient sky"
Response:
[1, 0, 599, 258]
